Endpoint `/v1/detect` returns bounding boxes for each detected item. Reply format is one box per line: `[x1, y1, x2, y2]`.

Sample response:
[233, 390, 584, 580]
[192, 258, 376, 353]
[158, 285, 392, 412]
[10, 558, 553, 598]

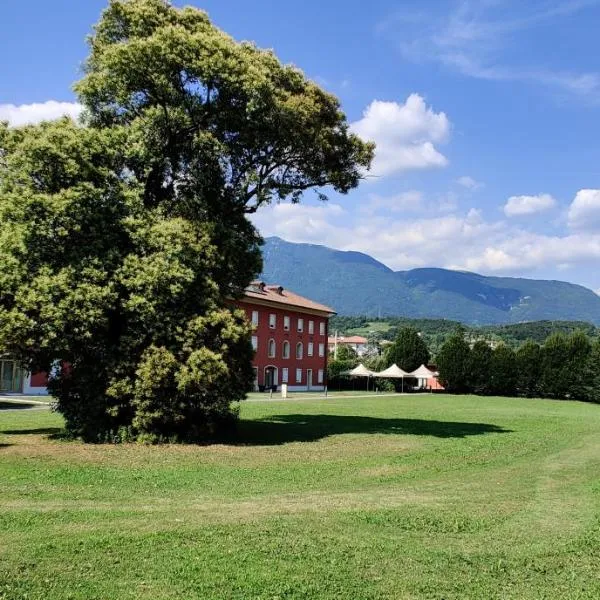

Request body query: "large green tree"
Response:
[467, 340, 492, 395]
[515, 340, 542, 398]
[0, 0, 373, 442]
[436, 328, 471, 393]
[488, 344, 517, 397]
[540, 331, 591, 400]
[383, 326, 430, 372]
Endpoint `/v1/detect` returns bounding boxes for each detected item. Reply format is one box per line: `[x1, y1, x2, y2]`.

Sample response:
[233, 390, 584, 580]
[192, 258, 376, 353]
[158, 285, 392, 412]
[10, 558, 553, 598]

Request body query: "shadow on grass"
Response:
[228, 414, 511, 446]
[2, 427, 63, 436]
[0, 401, 46, 410]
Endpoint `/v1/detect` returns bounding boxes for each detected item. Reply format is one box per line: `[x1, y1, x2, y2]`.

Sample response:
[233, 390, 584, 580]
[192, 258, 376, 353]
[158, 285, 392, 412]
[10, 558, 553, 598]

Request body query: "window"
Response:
[283, 315, 290, 331]
[268, 339, 276, 358]
[297, 318, 304, 333]
[251, 310, 259, 327]
[251, 336, 258, 351]
[318, 369, 324, 384]
[318, 343, 325, 357]
[308, 320, 314, 334]
[296, 368, 302, 383]
[319, 322, 326, 336]
[308, 342, 314, 357]
[269, 313, 276, 329]
[282, 340, 290, 359]
[296, 342, 303, 359]
[282, 368, 289, 383]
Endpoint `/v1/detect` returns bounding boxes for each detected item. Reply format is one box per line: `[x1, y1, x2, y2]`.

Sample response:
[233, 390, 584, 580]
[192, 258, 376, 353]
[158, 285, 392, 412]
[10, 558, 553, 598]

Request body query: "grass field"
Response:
[345, 321, 393, 337]
[2, 394, 600, 599]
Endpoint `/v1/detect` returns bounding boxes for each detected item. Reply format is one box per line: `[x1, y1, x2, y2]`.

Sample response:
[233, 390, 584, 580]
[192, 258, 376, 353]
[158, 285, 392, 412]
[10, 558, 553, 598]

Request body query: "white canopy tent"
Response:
[374, 364, 409, 379]
[407, 364, 437, 378]
[348, 364, 376, 377]
[345, 363, 376, 391]
[372, 363, 409, 392]
[406, 364, 438, 391]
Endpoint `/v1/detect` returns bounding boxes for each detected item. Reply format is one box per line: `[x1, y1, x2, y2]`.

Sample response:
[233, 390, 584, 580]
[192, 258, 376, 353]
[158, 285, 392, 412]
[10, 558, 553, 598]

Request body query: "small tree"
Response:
[516, 340, 542, 397]
[467, 340, 492, 395]
[383, 327, 430, 372]
[436, 328, 471, 393]
[489, 344, 517, 397]
[332, 344, 358, 362]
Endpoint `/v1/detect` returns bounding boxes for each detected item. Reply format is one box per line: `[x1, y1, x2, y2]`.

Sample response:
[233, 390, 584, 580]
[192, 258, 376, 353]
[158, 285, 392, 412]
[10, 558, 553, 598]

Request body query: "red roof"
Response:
[240, 281, 335, 315]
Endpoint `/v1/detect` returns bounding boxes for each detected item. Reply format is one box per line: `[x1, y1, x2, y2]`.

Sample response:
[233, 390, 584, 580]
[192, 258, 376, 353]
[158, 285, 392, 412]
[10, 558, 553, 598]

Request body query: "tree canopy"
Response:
[383, 326, 430, 372]
[0, 0, 373, 442]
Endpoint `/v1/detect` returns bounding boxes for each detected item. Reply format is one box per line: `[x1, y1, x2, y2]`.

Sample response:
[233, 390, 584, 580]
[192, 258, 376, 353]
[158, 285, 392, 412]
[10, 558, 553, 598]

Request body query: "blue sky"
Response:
[2, 0, 600, 291]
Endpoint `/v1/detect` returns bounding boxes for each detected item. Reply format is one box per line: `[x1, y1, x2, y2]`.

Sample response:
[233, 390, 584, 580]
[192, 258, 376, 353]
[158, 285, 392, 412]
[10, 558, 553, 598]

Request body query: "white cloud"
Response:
[504, 193, 557, 217]
[362, 190, 424, 215]
[456, 175, 484, 191]
[0, 101, 83, 126]
[350, 94, 451, 177]
[251, 198, 600, 283]
[380, 2, 600, 102]
[567, 189, 600, 231]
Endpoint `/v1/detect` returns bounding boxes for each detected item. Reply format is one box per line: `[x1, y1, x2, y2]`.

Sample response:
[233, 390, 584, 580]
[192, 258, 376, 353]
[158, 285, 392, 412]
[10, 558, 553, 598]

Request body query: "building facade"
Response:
[327, 335, 369, 357]
[6, 282, 334, 395]
[239, 282, 335, 392]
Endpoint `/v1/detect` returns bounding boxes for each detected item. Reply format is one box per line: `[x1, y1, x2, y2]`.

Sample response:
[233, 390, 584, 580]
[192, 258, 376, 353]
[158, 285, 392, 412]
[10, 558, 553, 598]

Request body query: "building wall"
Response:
[19, 302, 331, 395]
[23, 372, 49, 395]
[238, 301, 329, 392]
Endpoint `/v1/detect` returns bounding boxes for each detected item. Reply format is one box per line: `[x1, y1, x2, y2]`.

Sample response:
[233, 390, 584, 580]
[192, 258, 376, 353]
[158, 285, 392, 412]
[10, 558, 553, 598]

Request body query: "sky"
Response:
[2, 0, 600, 291]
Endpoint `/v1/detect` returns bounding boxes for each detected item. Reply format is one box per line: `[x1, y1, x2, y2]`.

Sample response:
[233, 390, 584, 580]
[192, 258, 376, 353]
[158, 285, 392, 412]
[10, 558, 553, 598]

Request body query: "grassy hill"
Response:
[261, 237, 600, 325]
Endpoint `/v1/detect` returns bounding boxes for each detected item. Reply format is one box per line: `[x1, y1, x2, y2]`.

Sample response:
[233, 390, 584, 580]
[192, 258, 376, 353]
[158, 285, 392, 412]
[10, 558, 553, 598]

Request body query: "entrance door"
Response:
[0, 360, 24, 393]
[307, 369, 313, 391]
[264, 366, 277, 389]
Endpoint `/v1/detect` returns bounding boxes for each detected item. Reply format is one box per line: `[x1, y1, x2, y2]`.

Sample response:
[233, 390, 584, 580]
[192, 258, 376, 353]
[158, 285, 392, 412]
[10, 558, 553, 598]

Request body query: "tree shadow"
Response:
[2, 427, 63, 436]
[0, 401, 45, 410]
[226, 414, 511, 446]
[0, 443, 12, 449]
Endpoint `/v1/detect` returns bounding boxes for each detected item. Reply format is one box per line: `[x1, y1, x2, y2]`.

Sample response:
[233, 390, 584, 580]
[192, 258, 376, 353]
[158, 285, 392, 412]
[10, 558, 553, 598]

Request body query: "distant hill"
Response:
[260, 237, 600, 325]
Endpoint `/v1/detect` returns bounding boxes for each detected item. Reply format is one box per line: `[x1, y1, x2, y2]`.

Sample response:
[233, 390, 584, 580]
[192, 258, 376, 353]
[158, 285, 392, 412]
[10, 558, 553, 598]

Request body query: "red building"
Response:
[10, 281, 335, 395]
[238, 281, 335, 392]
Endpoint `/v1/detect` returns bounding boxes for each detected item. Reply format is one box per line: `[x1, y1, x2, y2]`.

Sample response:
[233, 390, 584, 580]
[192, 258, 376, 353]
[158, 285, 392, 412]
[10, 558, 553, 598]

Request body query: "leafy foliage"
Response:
[436, 328, 471, 393]
[489, 344, 517, 397]
[0, 0, 372, 442]
[383, 326, 430, 372]
[515, 340, 542, 398]
[467, 341, 492, 395]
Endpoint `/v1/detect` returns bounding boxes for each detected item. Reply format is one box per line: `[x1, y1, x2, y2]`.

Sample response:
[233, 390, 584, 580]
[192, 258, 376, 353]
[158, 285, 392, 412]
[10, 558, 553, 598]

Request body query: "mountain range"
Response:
[260, 237, 600, 325]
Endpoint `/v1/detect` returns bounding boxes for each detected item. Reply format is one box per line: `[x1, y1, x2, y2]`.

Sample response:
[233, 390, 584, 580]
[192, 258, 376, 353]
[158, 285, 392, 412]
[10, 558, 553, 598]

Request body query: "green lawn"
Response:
[1, 395, 600, 599]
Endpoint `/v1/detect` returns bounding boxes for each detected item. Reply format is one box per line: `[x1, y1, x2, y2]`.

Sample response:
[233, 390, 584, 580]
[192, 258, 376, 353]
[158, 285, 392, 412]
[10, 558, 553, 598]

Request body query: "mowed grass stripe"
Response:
[1, 394, 600, 599]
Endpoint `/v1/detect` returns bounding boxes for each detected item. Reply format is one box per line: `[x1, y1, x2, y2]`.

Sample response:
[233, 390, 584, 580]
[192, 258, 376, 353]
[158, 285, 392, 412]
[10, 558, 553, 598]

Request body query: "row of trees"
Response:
[329, 325, 600, 403]
[437, 328, 600, 401]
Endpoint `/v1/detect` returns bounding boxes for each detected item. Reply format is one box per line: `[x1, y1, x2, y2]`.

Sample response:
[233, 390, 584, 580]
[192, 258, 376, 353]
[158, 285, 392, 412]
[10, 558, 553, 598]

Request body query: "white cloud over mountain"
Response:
[252, 190, 600, 285]
[0, 101, 82, 126]
[504, 193, 556, 217]
[567, 189, 600, 231]
[350, 94, 450, 177]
